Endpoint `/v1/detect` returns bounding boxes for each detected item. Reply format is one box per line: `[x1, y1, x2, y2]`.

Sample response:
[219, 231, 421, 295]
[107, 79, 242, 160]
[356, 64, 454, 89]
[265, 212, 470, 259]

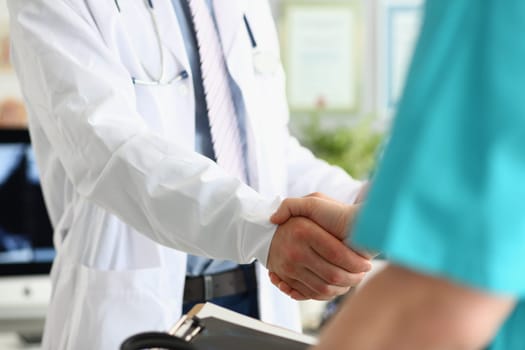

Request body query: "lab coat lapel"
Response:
[212, 0, 254, 106]
[212, 0, 245, 58]
[212, 1, 267, 192]
[151, 0, 192, 73]
[209, 0, 252, 112]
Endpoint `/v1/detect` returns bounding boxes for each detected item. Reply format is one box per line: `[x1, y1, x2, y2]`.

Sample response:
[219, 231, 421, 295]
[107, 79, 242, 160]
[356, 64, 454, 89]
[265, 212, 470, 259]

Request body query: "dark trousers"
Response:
[182, 265, 259, 319]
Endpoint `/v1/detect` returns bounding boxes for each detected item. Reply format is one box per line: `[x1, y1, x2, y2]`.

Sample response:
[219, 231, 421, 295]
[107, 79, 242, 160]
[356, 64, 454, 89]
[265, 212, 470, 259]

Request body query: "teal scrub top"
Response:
[351, 1, 525, 348]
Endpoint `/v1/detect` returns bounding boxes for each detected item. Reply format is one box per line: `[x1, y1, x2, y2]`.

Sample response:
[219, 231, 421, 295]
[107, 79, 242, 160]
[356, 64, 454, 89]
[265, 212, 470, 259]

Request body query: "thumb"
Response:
[270, 198, 307, 225]
[271, 192, 338, 225]
[272, 197, 356, 241]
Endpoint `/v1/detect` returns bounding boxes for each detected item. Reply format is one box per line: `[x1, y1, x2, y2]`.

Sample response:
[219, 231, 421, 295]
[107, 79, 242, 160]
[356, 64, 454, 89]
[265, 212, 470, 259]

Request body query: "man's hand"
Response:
[268, 192, 375, 299]
[271, 193, 359, 241]
[266, 216, 372, 300]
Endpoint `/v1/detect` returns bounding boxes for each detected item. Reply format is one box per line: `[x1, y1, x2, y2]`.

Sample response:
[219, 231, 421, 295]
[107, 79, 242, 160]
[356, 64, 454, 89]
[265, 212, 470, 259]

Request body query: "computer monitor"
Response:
[0, 128, 54, 342]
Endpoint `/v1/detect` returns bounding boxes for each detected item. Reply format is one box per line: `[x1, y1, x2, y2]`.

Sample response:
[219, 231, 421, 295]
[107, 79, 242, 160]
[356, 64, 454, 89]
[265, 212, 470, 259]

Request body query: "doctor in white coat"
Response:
[8, 0, 368, 349]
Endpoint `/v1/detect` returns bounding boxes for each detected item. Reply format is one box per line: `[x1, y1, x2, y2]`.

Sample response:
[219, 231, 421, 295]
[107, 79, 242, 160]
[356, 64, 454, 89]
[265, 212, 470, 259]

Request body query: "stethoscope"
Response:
[120, 331, 195, 349]
[115, 0, 187, 86]
[114, 0, 279, 86]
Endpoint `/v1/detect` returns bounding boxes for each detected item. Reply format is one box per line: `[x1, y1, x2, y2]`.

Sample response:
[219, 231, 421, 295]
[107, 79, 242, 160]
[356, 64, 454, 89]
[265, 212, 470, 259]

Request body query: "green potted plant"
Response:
[299, 114, 384, 180]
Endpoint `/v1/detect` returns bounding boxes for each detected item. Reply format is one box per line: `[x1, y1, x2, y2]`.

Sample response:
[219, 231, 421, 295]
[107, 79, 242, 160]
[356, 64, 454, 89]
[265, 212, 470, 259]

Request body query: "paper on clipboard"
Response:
[170, 302, 317, 349]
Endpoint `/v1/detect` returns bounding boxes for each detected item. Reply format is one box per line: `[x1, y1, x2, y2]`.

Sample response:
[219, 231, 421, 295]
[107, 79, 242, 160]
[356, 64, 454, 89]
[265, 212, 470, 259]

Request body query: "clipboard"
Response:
[120, 302, 316, 350]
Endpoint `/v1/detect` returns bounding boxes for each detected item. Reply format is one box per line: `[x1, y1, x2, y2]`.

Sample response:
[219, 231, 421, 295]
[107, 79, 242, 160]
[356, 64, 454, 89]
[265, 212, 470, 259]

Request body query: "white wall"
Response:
[271, 0, 423, 131]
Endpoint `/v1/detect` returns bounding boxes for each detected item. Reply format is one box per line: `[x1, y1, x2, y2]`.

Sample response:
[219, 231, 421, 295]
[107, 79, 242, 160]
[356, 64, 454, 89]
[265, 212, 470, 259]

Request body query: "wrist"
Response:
[241, 196, 281, 267]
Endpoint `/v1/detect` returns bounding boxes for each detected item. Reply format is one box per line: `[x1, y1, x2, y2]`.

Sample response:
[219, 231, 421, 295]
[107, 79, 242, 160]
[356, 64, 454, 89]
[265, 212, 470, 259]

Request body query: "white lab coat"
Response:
[7, 0, 362, 349]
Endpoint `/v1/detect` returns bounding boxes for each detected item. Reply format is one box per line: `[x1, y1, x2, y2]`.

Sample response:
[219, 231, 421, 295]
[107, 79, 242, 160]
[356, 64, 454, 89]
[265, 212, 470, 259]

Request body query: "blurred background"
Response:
[0, 0, 423, 347]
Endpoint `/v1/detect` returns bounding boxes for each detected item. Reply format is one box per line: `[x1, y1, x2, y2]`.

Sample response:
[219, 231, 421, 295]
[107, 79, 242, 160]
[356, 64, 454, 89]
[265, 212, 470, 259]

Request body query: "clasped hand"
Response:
[266, 193, 373, 301]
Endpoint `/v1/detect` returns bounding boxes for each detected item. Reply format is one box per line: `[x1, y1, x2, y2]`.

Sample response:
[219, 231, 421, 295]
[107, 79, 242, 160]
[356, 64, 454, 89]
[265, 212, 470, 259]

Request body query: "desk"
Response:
[0, 333, 41, 350]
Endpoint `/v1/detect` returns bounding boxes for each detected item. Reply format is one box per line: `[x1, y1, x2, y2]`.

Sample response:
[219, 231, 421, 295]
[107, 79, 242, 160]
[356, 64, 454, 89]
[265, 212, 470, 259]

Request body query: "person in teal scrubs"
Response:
[270, 0, 525, 348]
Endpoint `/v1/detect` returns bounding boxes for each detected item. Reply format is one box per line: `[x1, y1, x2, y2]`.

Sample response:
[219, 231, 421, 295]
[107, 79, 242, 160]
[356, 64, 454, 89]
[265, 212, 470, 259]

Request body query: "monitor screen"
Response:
[0, 129, 54, 276]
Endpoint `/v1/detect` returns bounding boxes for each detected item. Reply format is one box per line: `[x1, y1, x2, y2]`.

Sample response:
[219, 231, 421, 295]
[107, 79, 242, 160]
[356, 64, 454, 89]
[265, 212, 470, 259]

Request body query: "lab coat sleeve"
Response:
[286, 135, 363, 204]
[7, 0, 277, 265]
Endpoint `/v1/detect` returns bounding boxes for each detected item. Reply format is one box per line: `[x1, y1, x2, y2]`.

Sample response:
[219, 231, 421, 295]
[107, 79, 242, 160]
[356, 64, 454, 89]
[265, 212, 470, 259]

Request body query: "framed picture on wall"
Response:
[379, 0, 423, 110]
[281, 1, 362, 113]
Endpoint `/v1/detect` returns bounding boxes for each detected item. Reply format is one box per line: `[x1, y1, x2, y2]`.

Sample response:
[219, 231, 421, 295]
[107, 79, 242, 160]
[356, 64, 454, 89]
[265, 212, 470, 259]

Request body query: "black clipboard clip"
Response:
[120, 315, 203, 350]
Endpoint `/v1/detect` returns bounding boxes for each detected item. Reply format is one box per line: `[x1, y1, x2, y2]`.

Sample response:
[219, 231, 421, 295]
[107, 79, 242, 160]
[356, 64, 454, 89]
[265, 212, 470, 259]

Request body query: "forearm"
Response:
[314, 265, 515, 350]
[9, 0, 280, 265]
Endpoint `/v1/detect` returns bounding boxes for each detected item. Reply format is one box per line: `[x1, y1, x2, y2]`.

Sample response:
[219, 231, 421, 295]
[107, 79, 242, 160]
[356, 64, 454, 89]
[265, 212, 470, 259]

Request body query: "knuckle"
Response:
[289, 217, 304, 229]
[328, 287, 350, 299]
[303, 289, 315, 299]
[288, 248, 304, 262]
[291, 223, 310, 240]
[281, 198, 293, 207]
[350, 272, 366, 286]
[329, 247, 342, 263]
[328, 246, 347, 266]
[306, 198, 320, 215]
[278, 283, 291, 294]
[281, 262, 296, 276]
[290, 283, 311, 299]
[316, 283, 332, 296]
[326, 271, 347, 286]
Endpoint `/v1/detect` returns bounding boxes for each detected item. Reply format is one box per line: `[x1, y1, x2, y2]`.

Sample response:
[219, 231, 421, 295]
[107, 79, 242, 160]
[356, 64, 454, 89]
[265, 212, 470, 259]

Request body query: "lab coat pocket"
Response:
[251, 67, 290, 162]
[247, 68, 290, 195]
[254, 66, 290, 127]
[69, 265, 177, 349]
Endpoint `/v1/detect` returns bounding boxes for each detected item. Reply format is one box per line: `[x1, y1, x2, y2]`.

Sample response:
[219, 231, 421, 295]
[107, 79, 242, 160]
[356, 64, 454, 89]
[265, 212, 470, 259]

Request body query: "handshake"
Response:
[266, 192, 373, 301]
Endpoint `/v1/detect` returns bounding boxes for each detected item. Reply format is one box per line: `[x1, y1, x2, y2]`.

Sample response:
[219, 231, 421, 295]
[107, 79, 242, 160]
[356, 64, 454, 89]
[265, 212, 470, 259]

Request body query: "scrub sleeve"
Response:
[350, 1, 525, 349]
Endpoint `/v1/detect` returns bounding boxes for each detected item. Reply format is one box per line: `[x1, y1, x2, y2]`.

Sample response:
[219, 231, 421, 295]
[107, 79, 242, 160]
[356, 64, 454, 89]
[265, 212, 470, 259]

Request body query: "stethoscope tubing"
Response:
[120, 331, 195, 350]
[114, 0, 264, 86]
[114, 0, 154, 12]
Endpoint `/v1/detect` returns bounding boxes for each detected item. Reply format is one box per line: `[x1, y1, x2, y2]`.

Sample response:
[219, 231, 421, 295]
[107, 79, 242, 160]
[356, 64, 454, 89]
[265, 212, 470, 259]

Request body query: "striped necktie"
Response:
[188, 0, 247, 183]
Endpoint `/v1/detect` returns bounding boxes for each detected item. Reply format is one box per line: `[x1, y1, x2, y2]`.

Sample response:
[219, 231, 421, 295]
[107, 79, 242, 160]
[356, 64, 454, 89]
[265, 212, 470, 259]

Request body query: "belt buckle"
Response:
[203, 275, 214, 301]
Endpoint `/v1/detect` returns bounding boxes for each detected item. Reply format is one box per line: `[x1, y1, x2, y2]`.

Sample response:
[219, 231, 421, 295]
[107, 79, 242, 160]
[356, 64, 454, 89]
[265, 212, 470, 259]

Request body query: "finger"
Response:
[271, 197, 332, 225]
[270, 198, 306, 225]
[303, 249, 366, 294]
[304, 192, 337, 202]
[271, 275, 309, 301]
[278, 274, 319, 299]
[281, 274, 342, 300]
[280, 283, 309, 301]
[305, 250, 368, 288]
[270, 193, 339, 225]
[289, 289, 310, 301]
[280, 261, 352, 299]
[271, 261, 346, 300]
[270, 274, 293, 295]
[305, 194, 353, 238]
[299, 243, 367, 288]
[270, 272, 304, 299]
[272, 197, 352, 240]
[268, 272, 284, 294]
[269, 271, 281, 285]
[355, 249, 377, 260]
[309, 228, 372, 273]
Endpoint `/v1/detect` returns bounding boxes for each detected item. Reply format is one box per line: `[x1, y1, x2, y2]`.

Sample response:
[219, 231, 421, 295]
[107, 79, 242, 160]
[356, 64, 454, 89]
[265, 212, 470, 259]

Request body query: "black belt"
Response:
[183, 264, 257, 304]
